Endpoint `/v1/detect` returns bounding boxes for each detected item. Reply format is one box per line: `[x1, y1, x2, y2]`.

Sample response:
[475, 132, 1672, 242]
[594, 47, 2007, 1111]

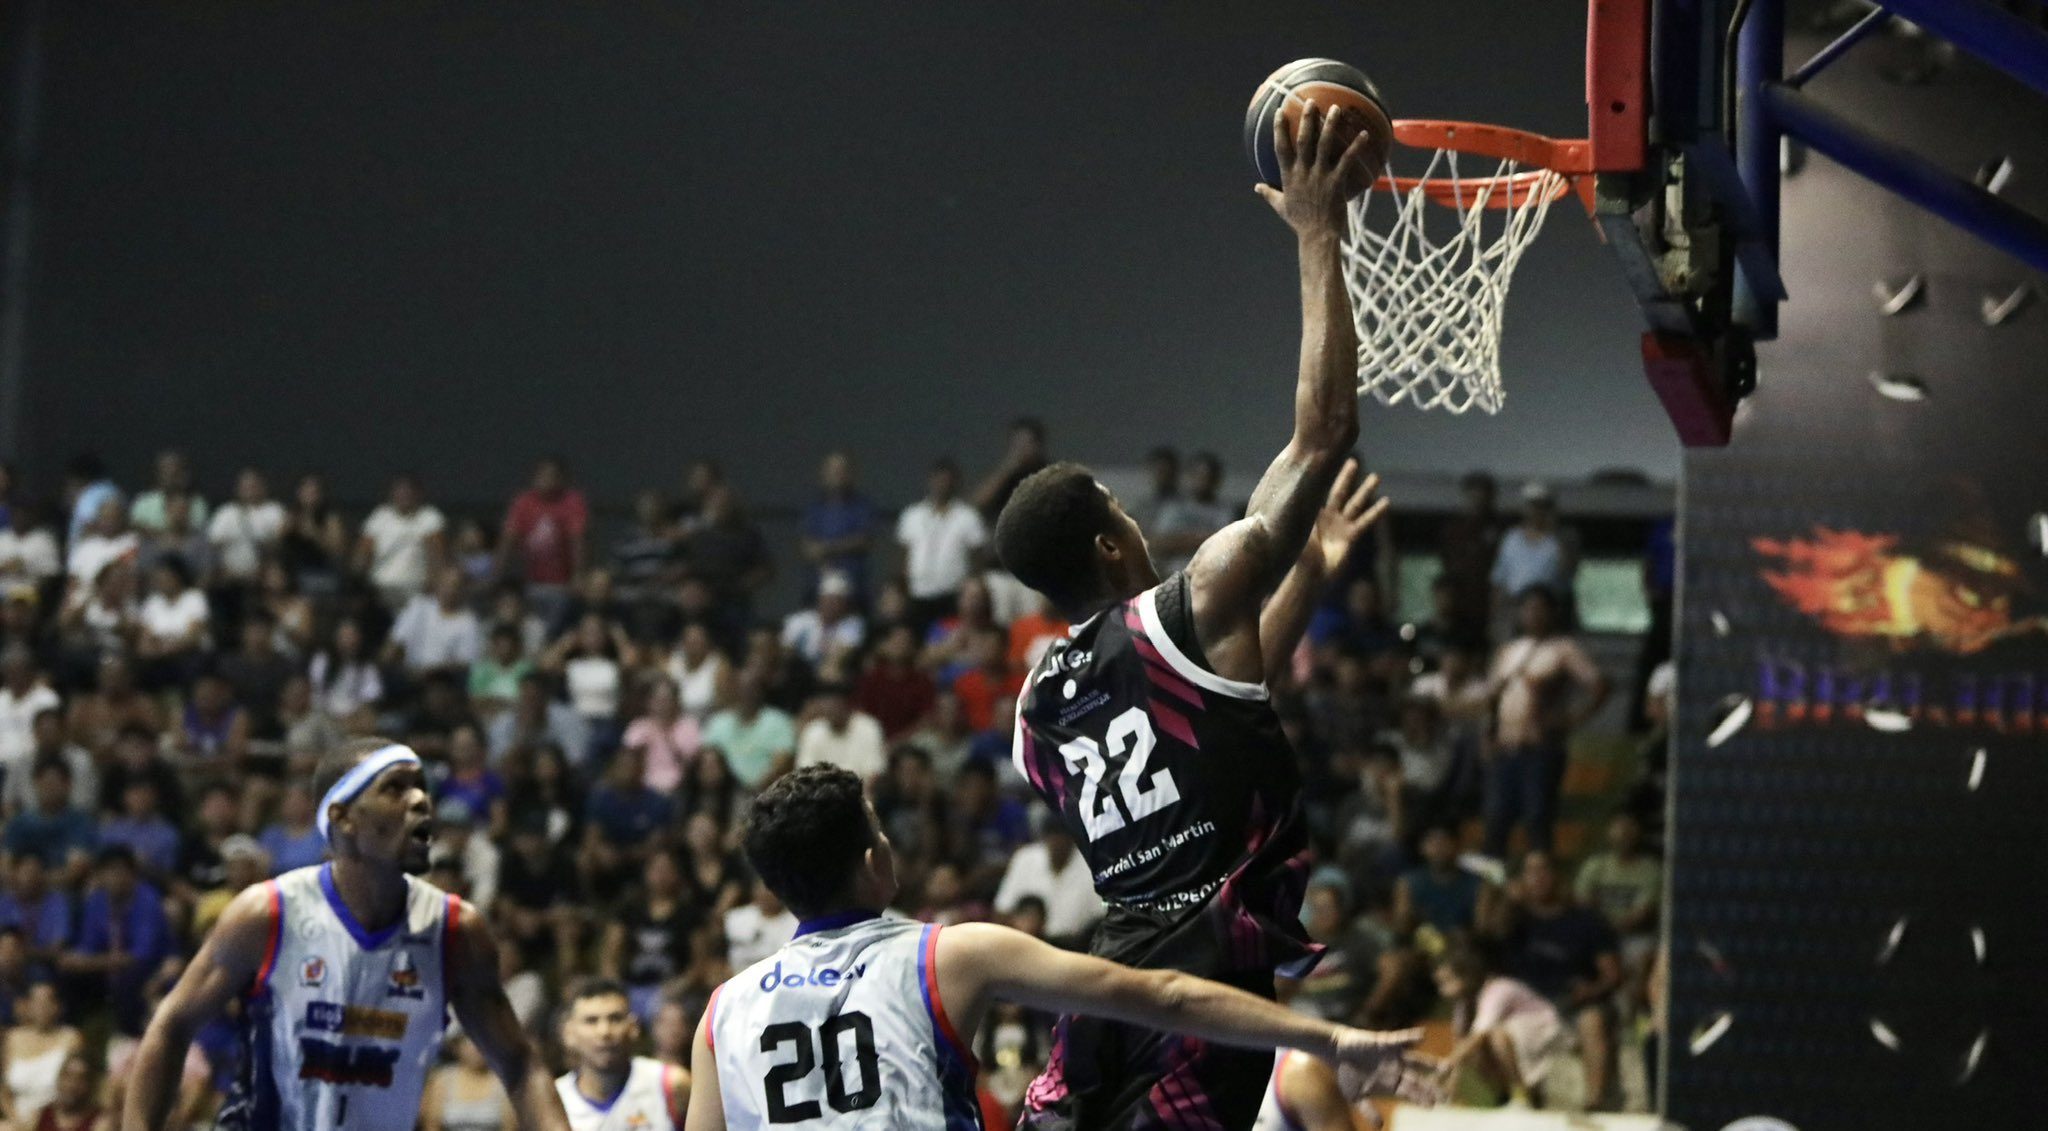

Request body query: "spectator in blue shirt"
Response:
[61, 846, 173, 1035]
[945, 758, 1030, 897]
[0, 856, 71, 967]
[257, 782, 327, 875]
[63, 454, 119, 543]
[577, 743, 673, 904]
[99, 779, 183, 888]
[798, 451, 877, 603]
[2, 758, 96, 888]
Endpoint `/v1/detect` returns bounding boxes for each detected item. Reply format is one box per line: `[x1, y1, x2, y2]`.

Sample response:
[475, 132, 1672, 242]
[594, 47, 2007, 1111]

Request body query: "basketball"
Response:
[1244, 58, 1394, 190]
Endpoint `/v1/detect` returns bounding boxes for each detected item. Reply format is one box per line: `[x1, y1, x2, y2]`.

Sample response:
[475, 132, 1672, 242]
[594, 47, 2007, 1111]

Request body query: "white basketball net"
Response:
[1341, 146, 1570, 414]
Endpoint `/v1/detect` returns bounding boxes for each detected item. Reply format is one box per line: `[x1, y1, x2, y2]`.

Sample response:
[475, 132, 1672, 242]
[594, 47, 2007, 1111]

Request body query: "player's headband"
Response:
[317, 744, 422, 844]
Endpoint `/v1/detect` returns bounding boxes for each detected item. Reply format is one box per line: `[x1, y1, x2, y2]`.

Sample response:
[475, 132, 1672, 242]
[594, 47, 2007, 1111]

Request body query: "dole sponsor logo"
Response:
[304, 1002, 408, 1041]
[759, 959, 868, 993]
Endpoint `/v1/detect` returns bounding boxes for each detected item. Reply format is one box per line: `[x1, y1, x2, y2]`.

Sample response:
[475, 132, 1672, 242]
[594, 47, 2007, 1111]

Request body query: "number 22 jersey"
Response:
[706, 913, 982, 1131]
[1010, 571, 1318, 977]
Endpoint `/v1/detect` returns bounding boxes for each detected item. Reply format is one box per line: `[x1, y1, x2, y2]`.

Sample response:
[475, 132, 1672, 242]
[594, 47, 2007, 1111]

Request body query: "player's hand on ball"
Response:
[1256, 103, 1377, 236]
[1331, 1029, 1445, 1107]
[1311, 457, 1389, 575]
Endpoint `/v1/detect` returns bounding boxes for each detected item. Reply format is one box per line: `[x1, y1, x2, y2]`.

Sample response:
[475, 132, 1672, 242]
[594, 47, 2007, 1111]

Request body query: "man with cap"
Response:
[1490, 483, 1575, 637]
[778, 570, 866, 669]
[123, 736, 570, 1131]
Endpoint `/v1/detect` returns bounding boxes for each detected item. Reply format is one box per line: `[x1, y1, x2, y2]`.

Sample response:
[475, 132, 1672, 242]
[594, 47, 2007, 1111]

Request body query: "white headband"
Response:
[317, 744, 422, 844]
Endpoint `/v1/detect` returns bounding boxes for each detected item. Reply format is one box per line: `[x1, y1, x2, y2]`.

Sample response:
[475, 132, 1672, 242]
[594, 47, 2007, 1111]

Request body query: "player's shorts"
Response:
[1021, 897, 1322, 1131]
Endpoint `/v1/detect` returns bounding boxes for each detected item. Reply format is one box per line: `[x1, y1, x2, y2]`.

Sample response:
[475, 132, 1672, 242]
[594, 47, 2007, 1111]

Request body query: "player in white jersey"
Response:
[686, 766, 1439, 1131]
[1254, 1049, 1385, 1131]
[123, 738, 571, 1131]
[557, 978, 687, 1131]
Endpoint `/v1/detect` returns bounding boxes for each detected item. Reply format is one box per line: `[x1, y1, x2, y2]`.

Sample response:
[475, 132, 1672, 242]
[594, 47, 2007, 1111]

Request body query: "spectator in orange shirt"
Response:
[1006, 595, 1069, 672]
[950, 625, 1022, 733]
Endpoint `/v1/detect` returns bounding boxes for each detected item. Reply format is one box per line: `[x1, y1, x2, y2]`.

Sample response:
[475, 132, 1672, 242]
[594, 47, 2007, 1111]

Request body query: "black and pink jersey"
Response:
[1010, 571, 1316, 975]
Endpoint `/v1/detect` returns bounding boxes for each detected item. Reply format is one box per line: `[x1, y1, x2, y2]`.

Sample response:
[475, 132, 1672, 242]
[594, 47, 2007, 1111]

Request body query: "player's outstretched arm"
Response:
[1187, 104, 1377, 683]
[1258, 459, 1389, 683]
[685, 1012, 729, 1131]
[121, 884, 273, 1131]
[447, 900, 572, 1131]
[934, 922, 1418, 1075]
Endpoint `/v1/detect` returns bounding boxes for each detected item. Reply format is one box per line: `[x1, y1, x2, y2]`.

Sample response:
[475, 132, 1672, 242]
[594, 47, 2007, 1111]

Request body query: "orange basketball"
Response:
[1245, 59, 1394, 189]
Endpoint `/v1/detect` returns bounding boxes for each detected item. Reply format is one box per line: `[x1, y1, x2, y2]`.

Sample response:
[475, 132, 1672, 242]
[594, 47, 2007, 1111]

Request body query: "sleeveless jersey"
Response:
[1253, 1051, 1307, 1131]
[1011, 571, 1316, 976]
[707, 913, 981, 1131]
[556, 1056, 679, 1131]
[220, 864, 456, 1131]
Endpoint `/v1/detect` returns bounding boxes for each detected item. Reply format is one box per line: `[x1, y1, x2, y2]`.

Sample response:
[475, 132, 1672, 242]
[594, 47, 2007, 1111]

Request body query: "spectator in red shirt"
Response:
[950, 625, 1021, 733]
[496, 455, 588, 618]
[854, 623, 937, 740]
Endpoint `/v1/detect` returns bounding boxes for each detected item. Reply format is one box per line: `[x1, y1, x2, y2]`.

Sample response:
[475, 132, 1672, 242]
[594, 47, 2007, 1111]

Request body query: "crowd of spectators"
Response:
[0, 431, 1668, 1125]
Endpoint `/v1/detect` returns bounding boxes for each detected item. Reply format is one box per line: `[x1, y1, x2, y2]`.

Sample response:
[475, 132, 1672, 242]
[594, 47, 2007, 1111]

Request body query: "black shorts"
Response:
[1020, 901, 1320, 1131]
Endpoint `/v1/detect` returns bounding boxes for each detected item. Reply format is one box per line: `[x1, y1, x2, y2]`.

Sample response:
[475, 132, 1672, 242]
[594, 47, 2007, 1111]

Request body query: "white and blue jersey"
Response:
[707, 912, 981, 1131]
[219, 864, 458, 1131]
[557, 1056, 680, 1131]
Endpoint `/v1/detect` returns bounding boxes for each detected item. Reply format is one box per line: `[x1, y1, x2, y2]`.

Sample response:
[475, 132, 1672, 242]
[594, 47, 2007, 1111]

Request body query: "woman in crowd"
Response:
[254, 561, 316, 658]
[306, 617, 384, 718]
[421, 1034, 513, 1131]
[0, 982, 82, 1125]
[677, 810, 747, 918]
[920, 575, 997, 684]
[622, 675, 699, 795]
[676, 747, 741, 835]
[504, 741, 584, 849]
[278, 472, 349, 599]
[663, 621, 733, 720]
[60, 561, 139, 689]
[540, 613, 636, 761]
[1433, 943, 1568, 1108]
[601, 851, 702, 1024]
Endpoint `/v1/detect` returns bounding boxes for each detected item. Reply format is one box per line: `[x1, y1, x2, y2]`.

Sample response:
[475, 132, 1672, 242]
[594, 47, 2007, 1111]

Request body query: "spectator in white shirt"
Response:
[793, 683, 887, 781]
[1491, 482, 1576, 636]
[0, 503, 61, 585]
[896, 458, 987, 629]
[724, 884, 797, 971]
[993, 823, 1105, 946]
[0, 644, 59, 783]
[1149, 451, 1236, 575]
[779, 571, 865, 674]
[308, 618, 385, 719]
[207, 467, 286, 585]
[356, 474, 447, 610]
[383, 567, 482, 676]
[64, 496, 137, 587]
[134, 557, 211, 687]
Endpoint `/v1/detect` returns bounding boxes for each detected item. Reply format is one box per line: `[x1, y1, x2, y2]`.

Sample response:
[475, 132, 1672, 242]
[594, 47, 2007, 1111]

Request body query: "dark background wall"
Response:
[1668, 15, 2048, 1129]
[7, 1, 1665, 510]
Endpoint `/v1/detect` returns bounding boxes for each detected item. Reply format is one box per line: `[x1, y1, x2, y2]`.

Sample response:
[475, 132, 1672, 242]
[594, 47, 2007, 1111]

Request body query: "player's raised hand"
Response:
[1310, 457, 1390, 575]
[1256, 103, 1377, 236]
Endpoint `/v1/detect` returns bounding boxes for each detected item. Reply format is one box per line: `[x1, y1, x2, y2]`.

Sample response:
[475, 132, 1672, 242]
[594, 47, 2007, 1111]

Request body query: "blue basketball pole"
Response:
[1734, 0, 1784, 340]
[1876, 0, 2048, 100]
[1759, 82, 2048, 275]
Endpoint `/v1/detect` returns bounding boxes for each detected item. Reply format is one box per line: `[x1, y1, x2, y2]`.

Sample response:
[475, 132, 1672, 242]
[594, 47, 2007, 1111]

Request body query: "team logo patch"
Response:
[299, 957, 327, 988]
[386, 950, 425, 1000]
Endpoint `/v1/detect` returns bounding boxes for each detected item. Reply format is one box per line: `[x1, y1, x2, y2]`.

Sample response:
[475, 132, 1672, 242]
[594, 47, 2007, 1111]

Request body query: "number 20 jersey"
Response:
[706, 914, 982, 1131]
[1012, 572, 1316, 976]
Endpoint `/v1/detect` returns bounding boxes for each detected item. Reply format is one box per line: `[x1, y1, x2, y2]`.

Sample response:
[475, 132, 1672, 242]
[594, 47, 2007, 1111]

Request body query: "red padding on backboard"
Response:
[1642, 331, 1734, 447]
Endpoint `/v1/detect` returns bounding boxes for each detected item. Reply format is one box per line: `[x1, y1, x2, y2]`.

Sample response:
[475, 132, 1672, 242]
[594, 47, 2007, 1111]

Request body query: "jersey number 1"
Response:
[1058, 707, 1180, 841]
[761, 1011, 882, 1122]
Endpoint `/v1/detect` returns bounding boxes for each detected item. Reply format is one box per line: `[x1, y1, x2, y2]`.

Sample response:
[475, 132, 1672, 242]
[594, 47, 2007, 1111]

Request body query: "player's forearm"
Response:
[1290, 230, 1361, 457]
[1108, 968, 1341, 1059]
[1259, 548, 1325, 684]
[120, 1023, 194, 1131]
[499, 1044, 571, 1131]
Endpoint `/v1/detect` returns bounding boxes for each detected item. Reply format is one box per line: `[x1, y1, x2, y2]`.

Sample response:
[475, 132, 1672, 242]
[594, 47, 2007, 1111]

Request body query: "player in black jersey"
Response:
[995, 103, 1398, 1131]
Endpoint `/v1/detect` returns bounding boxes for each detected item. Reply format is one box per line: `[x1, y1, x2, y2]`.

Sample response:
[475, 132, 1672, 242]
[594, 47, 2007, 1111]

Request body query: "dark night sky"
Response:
[19, 1, 1666, 508]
